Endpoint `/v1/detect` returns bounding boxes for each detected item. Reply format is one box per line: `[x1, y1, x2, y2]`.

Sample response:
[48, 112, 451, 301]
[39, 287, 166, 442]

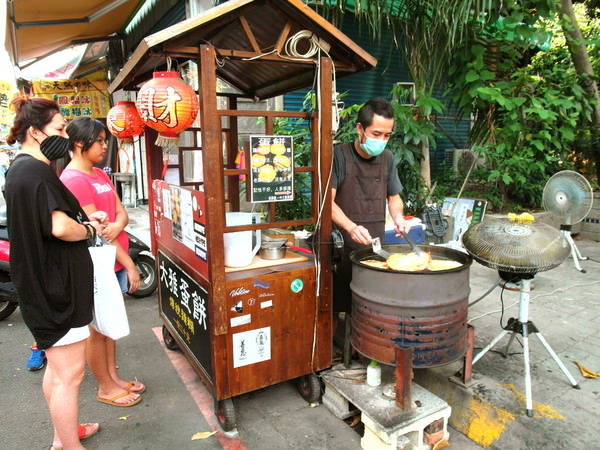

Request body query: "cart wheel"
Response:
[297, 373, 322, 405]
[215, 398, 237, 431]
[162, 325, 179, 351]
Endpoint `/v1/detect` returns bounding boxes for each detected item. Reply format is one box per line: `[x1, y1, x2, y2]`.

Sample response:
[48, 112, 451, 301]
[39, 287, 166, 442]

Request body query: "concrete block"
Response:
[361, 406, 450, 450]
[322, 377, 360, 420]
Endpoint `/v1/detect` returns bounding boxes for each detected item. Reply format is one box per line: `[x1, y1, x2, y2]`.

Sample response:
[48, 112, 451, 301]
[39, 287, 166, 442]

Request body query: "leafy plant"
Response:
[446, 3, 596, 210]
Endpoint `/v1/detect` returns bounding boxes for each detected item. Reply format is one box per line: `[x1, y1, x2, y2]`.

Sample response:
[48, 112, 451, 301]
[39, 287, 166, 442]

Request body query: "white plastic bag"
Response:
[89, 242, 130, 340]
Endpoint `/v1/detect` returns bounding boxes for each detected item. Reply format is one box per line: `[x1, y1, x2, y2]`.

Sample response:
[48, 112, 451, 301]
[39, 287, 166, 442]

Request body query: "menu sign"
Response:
[249, 135, 294, 203]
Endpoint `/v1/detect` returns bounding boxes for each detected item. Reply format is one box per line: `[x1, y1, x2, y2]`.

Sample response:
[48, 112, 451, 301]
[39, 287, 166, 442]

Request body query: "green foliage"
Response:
[446, 2, 597, 210]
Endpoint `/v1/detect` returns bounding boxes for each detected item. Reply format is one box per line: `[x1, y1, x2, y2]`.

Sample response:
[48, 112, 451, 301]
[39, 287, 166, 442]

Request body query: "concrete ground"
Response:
[1, 205, 599, 449]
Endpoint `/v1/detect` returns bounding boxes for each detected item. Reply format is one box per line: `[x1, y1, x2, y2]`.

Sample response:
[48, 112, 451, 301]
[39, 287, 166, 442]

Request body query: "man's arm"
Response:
[388, 194, 411, 234]
[332, 188, 373, 245]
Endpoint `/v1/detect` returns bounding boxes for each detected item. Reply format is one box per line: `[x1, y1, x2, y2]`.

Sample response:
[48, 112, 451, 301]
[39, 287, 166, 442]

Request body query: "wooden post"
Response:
[317, 56, 333, 369]
[198, 44, 228, 336]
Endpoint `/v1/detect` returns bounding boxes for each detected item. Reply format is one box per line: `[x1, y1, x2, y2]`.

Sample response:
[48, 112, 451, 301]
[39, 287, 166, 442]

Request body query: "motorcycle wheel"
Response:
[0, 293, 18, 321]
[129, 254, 158, 298]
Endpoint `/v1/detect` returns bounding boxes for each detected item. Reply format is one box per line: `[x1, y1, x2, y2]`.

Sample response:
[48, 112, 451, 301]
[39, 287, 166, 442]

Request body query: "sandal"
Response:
[49, 423, 99, 449]
[125, 380, 146, 394]
[96, 391, 142, 407]
[79, 423, 100, 439]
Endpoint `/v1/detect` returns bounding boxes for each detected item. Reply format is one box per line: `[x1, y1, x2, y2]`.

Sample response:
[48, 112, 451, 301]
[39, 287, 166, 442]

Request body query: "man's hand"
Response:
[349, 224, 373, 245]
[393, 215, 412, 235]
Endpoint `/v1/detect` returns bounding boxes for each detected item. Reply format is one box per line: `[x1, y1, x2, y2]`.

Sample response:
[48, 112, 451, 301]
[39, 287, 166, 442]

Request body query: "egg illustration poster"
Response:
[249, 135, 294, 203]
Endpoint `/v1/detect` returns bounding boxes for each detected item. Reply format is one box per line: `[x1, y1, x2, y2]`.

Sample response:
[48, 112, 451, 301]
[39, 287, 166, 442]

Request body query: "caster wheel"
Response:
[162, 325, 180, 351]
[215, 398, 237, 431]
[297, 373, 322, 404]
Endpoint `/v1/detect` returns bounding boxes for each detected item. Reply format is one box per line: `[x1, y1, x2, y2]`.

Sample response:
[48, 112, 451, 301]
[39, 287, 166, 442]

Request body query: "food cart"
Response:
[108, 0, 376, 430]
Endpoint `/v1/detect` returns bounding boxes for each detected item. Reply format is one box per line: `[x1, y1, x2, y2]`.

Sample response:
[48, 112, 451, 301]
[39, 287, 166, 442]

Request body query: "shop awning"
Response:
[109, 0, 377, 99]
[6, 0, 143, 67]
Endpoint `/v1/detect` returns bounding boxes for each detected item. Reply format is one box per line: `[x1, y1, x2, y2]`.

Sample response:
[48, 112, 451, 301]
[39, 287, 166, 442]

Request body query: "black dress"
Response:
[5, 154, 94, 349]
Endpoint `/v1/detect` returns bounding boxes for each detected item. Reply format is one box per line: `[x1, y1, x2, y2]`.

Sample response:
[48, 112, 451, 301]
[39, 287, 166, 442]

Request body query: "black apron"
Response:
[333, 143, 388, 312]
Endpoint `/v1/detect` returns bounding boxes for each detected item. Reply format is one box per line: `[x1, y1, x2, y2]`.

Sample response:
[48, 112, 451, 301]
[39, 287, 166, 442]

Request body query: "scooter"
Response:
[0, 207, 158, 321]
[125, 226, 158, 298]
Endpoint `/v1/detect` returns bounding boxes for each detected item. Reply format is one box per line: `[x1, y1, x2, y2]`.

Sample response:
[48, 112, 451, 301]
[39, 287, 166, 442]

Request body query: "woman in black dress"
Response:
[5, 95, 106, 450]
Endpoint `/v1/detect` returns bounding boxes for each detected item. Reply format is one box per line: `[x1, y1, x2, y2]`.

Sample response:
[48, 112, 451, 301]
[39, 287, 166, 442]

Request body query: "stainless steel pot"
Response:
[259, 245, 286, 260]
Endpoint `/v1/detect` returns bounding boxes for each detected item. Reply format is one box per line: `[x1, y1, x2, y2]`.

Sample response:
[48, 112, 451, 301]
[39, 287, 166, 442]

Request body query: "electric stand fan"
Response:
[543, 170, 594, 273]
[463, 218, 578, 417]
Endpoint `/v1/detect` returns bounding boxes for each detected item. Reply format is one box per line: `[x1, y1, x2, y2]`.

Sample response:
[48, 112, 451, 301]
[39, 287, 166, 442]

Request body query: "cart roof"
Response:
[108, 0, 377, 98]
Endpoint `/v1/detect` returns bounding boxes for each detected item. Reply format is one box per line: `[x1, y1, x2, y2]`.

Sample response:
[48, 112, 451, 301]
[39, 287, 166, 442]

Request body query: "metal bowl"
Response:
[259, 246, 286, 260]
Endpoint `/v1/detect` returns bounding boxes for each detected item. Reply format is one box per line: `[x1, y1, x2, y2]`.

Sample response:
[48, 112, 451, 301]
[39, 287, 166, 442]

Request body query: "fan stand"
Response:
[560, 224, 588, 273]
[471, 275, 580, 417]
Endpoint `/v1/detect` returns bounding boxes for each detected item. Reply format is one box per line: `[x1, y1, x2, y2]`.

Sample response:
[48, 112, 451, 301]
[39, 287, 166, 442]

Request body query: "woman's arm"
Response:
[51, 210, 101, 242]
[115, 243, 140, 293]
[99, 198, 129, 243]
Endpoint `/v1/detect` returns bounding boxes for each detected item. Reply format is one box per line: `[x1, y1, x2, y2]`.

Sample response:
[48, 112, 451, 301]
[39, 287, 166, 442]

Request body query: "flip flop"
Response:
[125, 380, 146, 394]
[49, 423, 99, 449]
[79, 423, 100, 440]
[96, 391, 142, 407]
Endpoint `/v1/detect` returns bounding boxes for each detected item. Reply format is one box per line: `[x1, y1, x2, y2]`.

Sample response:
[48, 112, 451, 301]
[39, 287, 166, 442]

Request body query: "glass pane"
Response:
[182, 150, 204, 183]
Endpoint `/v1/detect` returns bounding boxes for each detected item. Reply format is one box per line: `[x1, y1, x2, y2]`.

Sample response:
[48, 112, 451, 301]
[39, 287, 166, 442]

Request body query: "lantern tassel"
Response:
[155, 134, 180, 149]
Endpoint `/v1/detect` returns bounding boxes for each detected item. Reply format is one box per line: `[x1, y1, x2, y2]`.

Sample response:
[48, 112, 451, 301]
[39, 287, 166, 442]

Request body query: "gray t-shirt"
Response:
[331, 143, 403, 195]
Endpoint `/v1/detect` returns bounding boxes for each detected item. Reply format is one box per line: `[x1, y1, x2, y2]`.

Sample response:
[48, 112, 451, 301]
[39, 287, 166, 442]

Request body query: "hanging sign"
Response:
[31, 79, 110, 119]
[249, 135, 294, 203]
[158, 251, 212, 377]
[0, 80, 16, 128]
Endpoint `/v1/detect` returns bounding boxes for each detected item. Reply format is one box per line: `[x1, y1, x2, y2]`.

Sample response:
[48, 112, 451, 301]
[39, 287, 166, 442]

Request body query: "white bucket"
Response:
[224, 212, 261, 268]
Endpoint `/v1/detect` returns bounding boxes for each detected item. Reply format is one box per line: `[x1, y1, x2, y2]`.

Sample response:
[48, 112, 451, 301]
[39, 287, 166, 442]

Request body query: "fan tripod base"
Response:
[561, 226, 588, 273]
[471, 278, 580, 417]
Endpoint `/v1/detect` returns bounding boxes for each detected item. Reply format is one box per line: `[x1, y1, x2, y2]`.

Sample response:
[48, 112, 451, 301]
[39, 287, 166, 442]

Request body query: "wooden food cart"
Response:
[108, 0, 376, 430]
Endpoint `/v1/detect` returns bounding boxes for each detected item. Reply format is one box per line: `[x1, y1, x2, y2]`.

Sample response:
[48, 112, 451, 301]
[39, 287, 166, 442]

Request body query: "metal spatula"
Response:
[371, 237, 391, 259]
[401, 231, 426, 257]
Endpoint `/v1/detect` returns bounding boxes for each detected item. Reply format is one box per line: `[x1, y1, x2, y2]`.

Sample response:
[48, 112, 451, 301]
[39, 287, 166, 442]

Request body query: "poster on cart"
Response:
[232, 326, 271, 368]
[158, 251, 212, 377]
[249, 135, 294, 203]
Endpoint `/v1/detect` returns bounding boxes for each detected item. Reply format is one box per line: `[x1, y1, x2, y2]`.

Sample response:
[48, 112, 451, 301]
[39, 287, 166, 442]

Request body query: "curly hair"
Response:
[6, 95, 60, 145]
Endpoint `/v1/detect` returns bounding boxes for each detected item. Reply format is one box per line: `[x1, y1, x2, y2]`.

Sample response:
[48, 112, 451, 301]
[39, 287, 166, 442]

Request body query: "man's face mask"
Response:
[360, 135, 388, 157]
[40, 135, 70, 161]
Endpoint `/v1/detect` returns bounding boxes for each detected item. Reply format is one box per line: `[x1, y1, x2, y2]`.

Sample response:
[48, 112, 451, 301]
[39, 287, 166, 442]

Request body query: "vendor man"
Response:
[331, 97, 411, 315]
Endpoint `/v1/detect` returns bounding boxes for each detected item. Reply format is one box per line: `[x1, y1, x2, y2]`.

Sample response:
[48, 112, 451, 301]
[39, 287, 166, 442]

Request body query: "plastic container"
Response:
[223, 212, 261, 267]
[366, 360, 381, 387]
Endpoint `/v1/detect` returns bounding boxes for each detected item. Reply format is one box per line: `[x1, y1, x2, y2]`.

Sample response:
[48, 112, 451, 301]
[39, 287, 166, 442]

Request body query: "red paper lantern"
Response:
[135, 71, 199, 146]
[106, 101, 145, 142]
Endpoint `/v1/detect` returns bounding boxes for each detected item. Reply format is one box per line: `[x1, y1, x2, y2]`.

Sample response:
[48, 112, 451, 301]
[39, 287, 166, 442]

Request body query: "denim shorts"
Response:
[115, 268, 128, 293]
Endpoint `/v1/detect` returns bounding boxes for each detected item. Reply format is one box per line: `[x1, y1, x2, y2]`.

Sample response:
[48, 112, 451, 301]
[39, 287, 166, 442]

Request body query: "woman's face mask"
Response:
[40, 135, 71, 161]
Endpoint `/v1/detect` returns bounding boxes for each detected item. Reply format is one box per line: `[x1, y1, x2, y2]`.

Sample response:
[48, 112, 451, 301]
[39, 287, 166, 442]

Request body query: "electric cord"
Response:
[467, 278, 502, 307]
[468, 279, 600, 324]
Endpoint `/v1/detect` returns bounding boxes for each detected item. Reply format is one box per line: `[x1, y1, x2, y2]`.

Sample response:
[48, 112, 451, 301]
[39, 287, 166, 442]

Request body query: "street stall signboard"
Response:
[158, 251, 212, 378]
[249, 135, 294, 203]
[32, 79, 111, 119]
[0, 80, 16, 130]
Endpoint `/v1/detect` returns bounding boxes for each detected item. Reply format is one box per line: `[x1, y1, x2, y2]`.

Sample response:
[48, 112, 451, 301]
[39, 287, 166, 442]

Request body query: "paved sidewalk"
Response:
[1, 205, 598, 449]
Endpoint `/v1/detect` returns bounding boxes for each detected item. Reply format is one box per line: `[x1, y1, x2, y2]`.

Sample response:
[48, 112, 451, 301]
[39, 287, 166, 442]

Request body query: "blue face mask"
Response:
[360, 136, 387, 157]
